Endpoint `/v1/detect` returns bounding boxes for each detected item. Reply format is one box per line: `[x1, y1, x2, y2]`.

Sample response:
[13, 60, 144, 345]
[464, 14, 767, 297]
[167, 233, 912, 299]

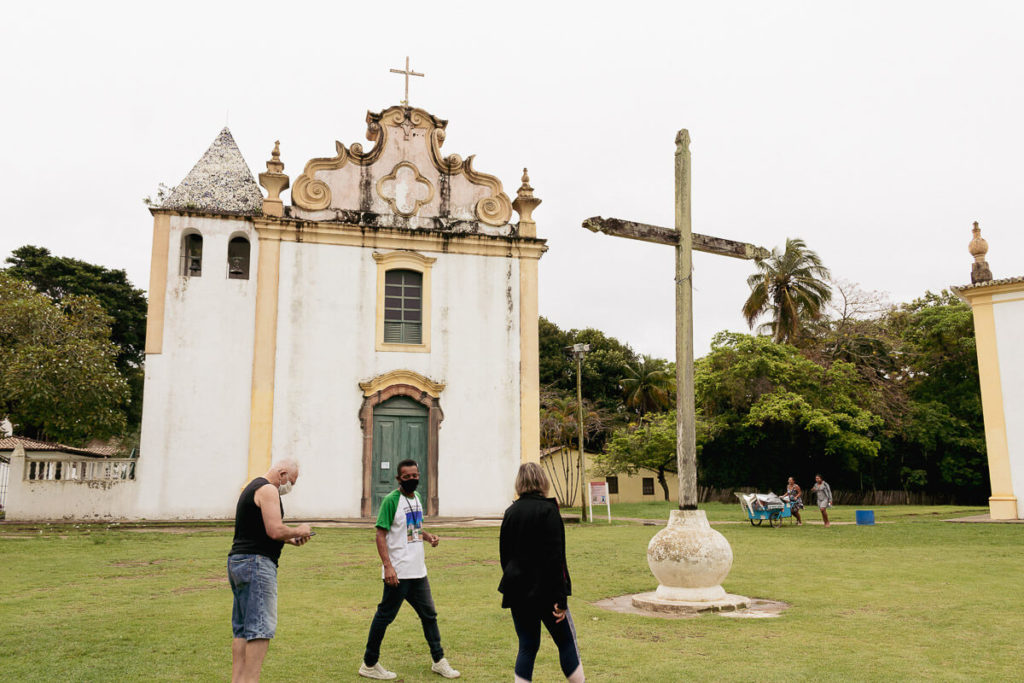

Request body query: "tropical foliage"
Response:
[620, 355, 674, 419]
[742, 237, 832, 343]
[539, 317, 638, 418]
[4, 245, 147, 431]
[0, 272, 129, 443]
[696, 332, 884, 491]
[539, 281, 987, 502]
[593, 411, 678, 500]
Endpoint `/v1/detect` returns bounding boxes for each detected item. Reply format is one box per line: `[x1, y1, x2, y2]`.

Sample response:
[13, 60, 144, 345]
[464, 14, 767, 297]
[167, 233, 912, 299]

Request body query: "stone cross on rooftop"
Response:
[389, 56, 424, 106]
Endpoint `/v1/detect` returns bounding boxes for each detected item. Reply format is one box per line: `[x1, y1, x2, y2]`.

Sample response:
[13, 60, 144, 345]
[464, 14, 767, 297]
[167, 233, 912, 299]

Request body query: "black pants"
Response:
[510, 603, 581, 680]
[363, 577, 444, 666]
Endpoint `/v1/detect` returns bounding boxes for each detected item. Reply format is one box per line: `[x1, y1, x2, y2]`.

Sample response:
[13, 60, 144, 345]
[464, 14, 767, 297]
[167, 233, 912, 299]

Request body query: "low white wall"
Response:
[5, 449, 140, 521]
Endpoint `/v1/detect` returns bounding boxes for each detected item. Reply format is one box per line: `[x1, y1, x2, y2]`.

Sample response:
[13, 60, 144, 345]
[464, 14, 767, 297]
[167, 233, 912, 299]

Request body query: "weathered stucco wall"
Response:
[272, 241, 522, 518]
[992, 291, 1024, 518]
[135, 215, 258, 519]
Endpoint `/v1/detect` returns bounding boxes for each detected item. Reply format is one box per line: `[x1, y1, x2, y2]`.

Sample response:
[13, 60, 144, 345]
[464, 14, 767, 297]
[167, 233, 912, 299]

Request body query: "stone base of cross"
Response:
[582, 129, 766, 613]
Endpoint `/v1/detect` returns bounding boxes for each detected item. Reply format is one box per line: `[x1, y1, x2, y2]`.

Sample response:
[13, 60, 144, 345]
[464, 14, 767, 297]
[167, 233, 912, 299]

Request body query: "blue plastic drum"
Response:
[855, 509, 875, 525]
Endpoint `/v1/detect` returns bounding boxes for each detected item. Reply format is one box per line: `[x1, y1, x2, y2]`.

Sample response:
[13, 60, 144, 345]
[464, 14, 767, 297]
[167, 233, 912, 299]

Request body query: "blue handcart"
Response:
[736, 492, 794, 528]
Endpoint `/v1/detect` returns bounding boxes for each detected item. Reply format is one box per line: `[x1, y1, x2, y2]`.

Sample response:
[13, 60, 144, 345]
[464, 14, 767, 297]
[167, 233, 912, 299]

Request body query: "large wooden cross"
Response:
[582, 129, 769, 510]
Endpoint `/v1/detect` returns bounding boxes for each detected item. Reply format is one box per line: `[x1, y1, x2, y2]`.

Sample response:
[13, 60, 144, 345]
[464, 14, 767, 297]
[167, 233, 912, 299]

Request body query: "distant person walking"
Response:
[228, 459, 312, 683]
[359, 459, 459, 680]
[811, 474, 833, 527]
[499, 463, 584, 683]
[784, 476, 804, 525]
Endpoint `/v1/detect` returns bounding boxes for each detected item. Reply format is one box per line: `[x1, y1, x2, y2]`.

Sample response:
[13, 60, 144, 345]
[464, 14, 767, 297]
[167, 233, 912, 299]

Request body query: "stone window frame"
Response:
[373, 251, 436, 353]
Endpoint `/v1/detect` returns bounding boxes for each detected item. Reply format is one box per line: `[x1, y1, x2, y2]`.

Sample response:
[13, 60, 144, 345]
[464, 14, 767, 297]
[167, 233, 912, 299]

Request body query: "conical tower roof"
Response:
[162, 128, 263, 215]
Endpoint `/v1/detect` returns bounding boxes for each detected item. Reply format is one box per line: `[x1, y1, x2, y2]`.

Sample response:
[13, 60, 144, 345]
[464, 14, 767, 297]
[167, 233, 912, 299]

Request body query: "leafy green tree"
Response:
[889, 291, 986, 495]
[4, 245, 147, 430]
[621, 355, 674, 419]
[594, 411, 679, 500]
[802, 281, 905, 428]
[742, 238, 832, 344]
[538, 317, 639, 446]
[5, 246, 147, 367]
[695, 332, 882, 491]
[538, 316, 573, 389]
[0, 272, 129, 443]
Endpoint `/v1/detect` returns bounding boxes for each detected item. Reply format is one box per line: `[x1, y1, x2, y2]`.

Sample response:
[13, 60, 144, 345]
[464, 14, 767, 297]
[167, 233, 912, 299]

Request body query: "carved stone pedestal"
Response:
[631, 509, 750, 614]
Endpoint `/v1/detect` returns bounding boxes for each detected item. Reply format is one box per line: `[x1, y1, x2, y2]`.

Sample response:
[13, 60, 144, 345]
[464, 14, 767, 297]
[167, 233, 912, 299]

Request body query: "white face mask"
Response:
[278, 480, 293, 496]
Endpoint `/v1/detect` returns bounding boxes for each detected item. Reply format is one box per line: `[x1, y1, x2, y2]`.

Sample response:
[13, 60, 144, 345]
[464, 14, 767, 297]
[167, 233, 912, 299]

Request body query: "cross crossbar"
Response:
[389, 56, 424, 106]
[583, 216, 769, 261]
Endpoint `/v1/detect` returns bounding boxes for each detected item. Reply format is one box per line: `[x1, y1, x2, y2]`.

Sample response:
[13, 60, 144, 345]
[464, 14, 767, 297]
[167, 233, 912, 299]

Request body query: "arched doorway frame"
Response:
[358, 370, 445, 517]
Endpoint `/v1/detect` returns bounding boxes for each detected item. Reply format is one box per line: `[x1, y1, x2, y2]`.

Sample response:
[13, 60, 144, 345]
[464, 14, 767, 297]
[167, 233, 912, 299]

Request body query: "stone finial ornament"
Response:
[512, 167, 541, 237]
[969, 220, 992, 284]
[259, 140, 290, 218]
[267, 141, 284, 173]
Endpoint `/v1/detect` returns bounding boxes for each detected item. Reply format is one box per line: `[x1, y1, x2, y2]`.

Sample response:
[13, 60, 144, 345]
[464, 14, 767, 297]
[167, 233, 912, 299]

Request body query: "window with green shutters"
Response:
[383, 269, 423, 344]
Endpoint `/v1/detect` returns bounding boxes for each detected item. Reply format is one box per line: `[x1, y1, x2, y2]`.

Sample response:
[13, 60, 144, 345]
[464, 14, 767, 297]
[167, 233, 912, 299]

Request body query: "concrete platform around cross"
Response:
[630, 591, 751, 614]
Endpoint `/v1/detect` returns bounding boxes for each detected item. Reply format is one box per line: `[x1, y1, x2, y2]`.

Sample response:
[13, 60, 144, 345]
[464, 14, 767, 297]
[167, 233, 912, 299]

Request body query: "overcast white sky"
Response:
[2, 1, 1022, 359]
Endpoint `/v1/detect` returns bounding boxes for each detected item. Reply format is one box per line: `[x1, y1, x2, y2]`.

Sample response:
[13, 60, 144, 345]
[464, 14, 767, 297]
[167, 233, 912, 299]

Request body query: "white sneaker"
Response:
[358, 662, 398, 680]
[431, 658, 461, 679]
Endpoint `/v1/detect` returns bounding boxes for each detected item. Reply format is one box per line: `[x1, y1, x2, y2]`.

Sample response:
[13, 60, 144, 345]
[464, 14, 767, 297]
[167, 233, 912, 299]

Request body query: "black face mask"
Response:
[400, 478, 419, 494]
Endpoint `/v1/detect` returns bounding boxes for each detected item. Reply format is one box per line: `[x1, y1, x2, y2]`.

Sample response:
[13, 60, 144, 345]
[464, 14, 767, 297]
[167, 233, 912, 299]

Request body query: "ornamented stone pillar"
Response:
[969, 221, 993, 284]
[259, 141, 290, 218]
[512, 168, 541, 237]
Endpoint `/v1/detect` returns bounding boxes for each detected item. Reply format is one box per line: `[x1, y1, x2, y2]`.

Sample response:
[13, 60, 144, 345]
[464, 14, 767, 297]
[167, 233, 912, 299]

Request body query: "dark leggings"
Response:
[510, 604, 581, 680]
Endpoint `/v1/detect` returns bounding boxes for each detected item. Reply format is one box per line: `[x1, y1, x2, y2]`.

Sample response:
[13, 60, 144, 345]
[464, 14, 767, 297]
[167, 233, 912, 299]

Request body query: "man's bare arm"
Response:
[376, 527, 399, 586]
[254, 484, 311, 541]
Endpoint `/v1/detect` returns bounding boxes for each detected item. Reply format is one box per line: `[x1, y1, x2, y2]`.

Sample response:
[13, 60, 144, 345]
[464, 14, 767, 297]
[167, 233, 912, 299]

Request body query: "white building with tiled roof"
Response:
[1, 437, 134, 519]
[135, 105, 546, 520]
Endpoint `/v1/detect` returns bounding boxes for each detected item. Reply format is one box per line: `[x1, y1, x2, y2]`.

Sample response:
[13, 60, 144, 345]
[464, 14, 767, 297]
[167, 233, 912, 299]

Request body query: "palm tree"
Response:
[742, 238, 832, 344]
[621, 355, 674, 419]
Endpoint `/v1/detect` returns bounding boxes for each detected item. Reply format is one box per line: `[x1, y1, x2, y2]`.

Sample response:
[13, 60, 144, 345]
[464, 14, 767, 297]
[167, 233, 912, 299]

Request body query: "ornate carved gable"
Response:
[290, 106, 514, 234]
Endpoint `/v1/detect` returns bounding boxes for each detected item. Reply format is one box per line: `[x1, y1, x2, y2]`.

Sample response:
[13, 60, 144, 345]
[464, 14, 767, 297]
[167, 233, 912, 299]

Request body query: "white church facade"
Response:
[134, 105, 546, 519]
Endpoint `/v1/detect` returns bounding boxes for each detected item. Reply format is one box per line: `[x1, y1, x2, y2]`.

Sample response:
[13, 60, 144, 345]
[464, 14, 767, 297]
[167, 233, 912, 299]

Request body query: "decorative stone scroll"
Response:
[291, 106, 514, 230]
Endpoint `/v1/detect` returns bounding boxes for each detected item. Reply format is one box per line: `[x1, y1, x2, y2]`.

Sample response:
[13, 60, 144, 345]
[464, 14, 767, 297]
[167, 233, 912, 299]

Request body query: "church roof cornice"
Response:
[252, 215, 547, 260]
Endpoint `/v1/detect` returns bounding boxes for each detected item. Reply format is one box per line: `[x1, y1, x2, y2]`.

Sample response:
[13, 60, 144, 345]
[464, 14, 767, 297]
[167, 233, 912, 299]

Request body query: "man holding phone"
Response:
[228, 459, 312, 683]
[358, 460, 460, 680]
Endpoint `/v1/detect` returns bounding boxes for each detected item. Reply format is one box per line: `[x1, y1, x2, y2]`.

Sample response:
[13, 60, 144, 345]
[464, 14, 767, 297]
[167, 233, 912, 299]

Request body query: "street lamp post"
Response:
[567, 343, 591, 521]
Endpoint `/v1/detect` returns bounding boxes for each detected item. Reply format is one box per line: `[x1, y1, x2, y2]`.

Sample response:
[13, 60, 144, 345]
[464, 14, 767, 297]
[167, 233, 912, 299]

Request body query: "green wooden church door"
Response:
[371, 396, 429, 516]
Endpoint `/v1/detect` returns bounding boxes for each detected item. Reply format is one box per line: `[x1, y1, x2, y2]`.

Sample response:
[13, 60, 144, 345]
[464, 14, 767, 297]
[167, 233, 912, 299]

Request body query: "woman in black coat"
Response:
[499, 463, 584, 682]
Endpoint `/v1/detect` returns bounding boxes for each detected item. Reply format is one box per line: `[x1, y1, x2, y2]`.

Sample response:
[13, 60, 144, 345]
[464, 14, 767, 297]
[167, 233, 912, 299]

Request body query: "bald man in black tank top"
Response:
[228, 459, 312, 682]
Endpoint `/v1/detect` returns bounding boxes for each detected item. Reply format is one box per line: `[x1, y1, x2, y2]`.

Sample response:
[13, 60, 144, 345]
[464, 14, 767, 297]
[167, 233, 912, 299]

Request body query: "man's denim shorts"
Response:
[228, 554, 278, 640]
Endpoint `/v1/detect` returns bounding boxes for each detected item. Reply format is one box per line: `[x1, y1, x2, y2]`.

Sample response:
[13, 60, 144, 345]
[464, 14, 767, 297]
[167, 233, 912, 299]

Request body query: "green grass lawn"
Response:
[1, 508, 1020, 681]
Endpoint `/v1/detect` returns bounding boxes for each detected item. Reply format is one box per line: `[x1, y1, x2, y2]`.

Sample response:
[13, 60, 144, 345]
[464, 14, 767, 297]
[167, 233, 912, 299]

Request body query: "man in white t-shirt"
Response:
[358, 460, 461, 680]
